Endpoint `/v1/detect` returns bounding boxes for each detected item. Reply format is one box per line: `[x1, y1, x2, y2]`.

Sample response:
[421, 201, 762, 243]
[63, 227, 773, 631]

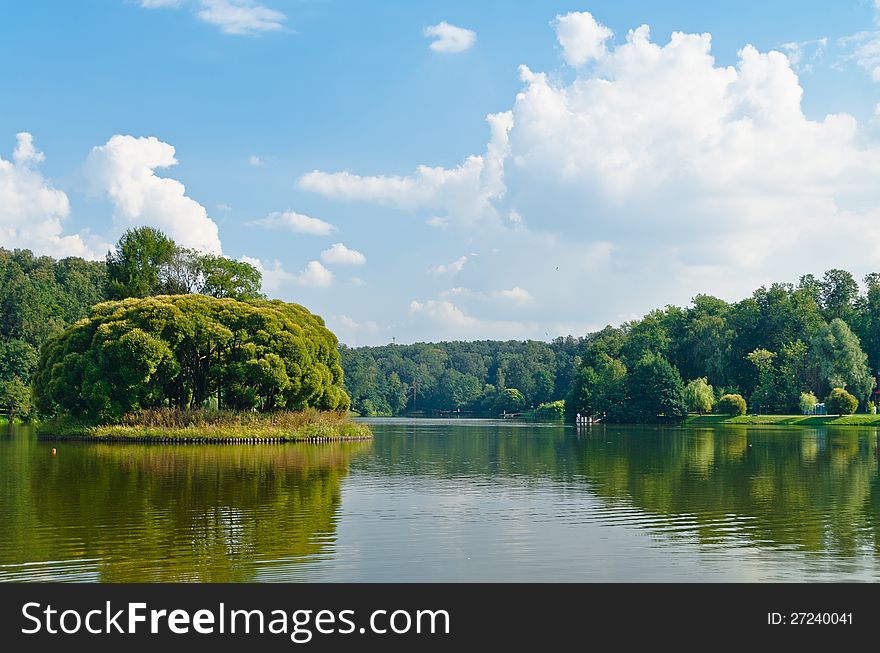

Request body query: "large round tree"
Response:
[32, 295, 350, 421]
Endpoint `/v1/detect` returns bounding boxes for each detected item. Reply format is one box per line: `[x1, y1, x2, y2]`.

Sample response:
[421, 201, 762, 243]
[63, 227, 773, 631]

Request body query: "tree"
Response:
[198, 255, 263, 300]
[33, 295, 350, 421]
[625, 352, 687, 423]
[717, 394, 747, 416]
[819, 269, 858, 322]
[495, 388, 526, 414]
[684, 377, 714, 414]
[106, 227, 177, 299]
[825, 388, 857, 416]
[810, 318, 874, 400]
[799, 392, 818, 414]
[747, 348, 778, 413]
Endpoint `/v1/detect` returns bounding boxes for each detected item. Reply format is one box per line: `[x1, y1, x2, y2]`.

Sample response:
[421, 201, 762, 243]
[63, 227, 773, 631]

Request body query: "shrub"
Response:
[684, 377, 714, 414]
[535, 400, 565, 421]
[717, 393, 747, 416]
[825, 388, 858, 416]
[798, 391, 818, 414]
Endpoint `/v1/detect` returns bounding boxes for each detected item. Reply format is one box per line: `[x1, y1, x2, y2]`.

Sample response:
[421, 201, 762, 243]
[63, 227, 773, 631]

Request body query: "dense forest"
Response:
[0, 227, 263, 419]
[3, 226, 880, 426]
[342, 270, 880, 422]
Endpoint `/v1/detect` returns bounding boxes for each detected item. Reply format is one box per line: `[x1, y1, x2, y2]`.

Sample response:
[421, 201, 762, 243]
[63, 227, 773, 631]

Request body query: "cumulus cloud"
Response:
[0, 133, 104, 259]
[241, 256, 293, 294]
[242, 256, 333, 292]
[320, 243, 366, 265]
[431, 255, 468, 275]
[294, 260, 333, 287]
[248, 155, 264, 166]
[140, 0, 180, 7]
[246, 209, 336, 235]
[409, 299, 534, 340]
[302, 14, 880, 337]
[299, 111, 512, 226]
[781, 37, 827, 72]
[196, 0, 287, 35]
[86, 135, 222, 253]
[494, 286, 533, 303]
[553, 11, 613, 67]
[424, 21, 476, 53]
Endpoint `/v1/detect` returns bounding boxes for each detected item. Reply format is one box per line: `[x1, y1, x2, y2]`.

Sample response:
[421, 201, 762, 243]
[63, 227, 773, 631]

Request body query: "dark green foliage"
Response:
[33, 295, 350, 421]
[0, 249, 106, 419]
[624, 352, 688, 423]
[106, 227, 177, 299]
[534, 400, 565, 420]
[825, 387, 858, 416]
[106, 227, 263, 300]
[717, 394, 747, 416]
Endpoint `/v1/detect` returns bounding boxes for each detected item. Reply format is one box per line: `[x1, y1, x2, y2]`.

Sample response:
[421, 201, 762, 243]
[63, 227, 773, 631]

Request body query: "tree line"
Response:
[342, 269, 880, 421]
[0, 227, 266, 419]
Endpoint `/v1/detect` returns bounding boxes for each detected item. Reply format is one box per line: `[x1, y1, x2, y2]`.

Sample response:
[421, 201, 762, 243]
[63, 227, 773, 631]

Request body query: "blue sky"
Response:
[4, 1, 880, 345]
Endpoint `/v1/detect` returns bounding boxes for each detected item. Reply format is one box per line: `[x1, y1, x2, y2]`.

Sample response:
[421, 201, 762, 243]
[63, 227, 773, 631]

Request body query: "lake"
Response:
[2, 418, 880, 582]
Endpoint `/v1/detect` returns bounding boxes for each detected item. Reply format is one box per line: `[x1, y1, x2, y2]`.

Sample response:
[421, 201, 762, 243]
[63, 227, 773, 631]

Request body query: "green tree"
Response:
[747, 348, 778, 413]
[819, 269, 859, 322]
[799, 391, 818, 414]
[106, 227, 177, 299]
[33, 295, 350, 421]
[625, 352, 687, 423]
[198, 255, 263, 300]
[825, 387, 858, 416]
[495, 388, 526, 414]
[717, 393, 747, 416]
[684, 377, 714, 414]
[810, 318, 874, 400]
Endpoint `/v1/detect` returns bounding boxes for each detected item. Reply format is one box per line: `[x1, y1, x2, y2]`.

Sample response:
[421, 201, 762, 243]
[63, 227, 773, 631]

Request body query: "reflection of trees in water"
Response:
[10, 436, 370, 581]
[368, 422, 880, 556]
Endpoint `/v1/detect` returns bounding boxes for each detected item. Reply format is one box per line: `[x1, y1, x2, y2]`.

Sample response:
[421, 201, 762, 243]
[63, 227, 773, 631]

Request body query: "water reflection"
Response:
[0, 425, 370, 581]
[4, 420, 880, 582]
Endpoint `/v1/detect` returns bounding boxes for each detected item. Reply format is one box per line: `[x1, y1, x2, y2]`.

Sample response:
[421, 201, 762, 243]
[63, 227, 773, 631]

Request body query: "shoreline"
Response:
[35, 409, 373, 444]
[684, 414, 880, 427]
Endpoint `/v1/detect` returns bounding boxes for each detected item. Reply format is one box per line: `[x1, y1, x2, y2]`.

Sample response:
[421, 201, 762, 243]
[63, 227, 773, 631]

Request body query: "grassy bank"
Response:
[37, 408, 372, 442]
[686, 414, 880, 427]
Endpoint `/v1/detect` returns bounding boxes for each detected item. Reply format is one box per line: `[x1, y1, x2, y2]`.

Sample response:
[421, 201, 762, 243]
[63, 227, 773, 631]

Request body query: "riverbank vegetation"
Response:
[342, 269, 880, 423]
[37, 408, 371, 442]
[0, 226, 366, 441]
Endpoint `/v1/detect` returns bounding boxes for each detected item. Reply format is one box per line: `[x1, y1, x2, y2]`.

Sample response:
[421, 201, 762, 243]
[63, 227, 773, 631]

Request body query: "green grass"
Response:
[686, 413, 880, 426]
[37, 408, 372, 442]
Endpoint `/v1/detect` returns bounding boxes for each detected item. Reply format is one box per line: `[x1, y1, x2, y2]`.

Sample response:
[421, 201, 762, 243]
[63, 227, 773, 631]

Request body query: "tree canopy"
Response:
[33, 295, 350, 421]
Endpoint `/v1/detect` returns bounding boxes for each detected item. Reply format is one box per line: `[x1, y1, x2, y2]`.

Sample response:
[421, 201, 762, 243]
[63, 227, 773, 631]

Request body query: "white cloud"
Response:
[494, 286, 533, 303]
[242, 256, 333, 292]
[246, 209, 336, 235]
[409, 299, 534, 340]
[140, 0, 180, 7]
[431, 255, 467, 275]
[86, 134, 222, 253]
[425, 216, 449, 229]
[320, 242, 366, 265]
[350, 276, 366, 287]
[302, 17, 880, 336]
[294, 260, 333, 287]
[0, 133, 103, 259]
[553, 11, 613, 67]
[216, 203, 232, 211]
[248, 155, 264, 166]
[241, 256, 293, 294]
[196, 0, 287, 35]
[781, 37, 827, 72]
[424, 21, 476, 53]
[299, 111, 512, 228]
[332, 314, 378, 332]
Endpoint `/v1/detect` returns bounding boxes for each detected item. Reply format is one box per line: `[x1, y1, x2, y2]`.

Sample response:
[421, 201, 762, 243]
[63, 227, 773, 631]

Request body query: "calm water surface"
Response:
[2, 418, 880, 582]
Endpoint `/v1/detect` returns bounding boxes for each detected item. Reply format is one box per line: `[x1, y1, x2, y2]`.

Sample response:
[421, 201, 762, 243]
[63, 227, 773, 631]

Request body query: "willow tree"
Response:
[32, 295, 350, 421]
